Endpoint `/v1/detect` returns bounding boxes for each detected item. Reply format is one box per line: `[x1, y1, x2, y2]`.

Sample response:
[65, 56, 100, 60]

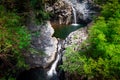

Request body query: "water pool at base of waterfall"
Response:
[52, 23, 83, 39]
[17, 67, 64, 80]
[17, 68, 47, 80]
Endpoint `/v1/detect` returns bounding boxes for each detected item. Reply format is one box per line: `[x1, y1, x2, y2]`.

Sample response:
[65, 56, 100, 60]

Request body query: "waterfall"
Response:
[47, 39, 62, 77]
[47, 54, 60, 77]
[71, 6, 77, 25]
[64, 0, 91, 21]
[71, 6, 79, 26]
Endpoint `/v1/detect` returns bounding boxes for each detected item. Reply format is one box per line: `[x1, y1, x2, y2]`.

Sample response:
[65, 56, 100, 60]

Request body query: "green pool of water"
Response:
[53, 24, 83, 39]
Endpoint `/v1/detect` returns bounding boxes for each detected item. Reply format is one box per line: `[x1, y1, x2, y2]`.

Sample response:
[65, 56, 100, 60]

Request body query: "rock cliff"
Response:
[25, 21, 58, 68]
[46, 0, 72, 24]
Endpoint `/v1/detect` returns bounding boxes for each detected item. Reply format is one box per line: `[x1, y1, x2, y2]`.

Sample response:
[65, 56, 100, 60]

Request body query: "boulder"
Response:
[64, 27, 88, 50]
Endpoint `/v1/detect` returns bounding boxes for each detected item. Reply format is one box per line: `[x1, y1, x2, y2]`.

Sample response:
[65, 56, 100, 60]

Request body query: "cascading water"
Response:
[64, 0, 92, 21]
[72, 6, 76, 24]
[47, 41, 62, 79]
[47, 54, 60, 77]
[71, 6, 79, 26]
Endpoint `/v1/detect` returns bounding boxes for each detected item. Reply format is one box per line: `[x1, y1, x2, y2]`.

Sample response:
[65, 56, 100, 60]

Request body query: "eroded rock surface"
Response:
[25, 21, 58, 68]
[62, 26, 89, 63]
[46, 0, 72, 24]
[64, 27, 88, 50]
[46, 0, 99, 25]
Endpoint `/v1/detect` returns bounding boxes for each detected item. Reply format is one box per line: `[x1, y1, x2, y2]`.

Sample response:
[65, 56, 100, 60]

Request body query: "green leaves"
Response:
[101, 0, 120, 19]
[0, 5, 30, 80]
[62, 1, 120, 79]
[61, 46, 85, 74]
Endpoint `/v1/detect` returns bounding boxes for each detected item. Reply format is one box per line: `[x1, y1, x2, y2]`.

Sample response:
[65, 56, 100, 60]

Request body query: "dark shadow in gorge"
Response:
[17, 68, 47, 80]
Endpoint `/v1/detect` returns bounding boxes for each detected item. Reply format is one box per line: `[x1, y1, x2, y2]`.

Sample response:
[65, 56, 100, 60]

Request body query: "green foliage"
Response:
[101, 0, 120, 19]
[35, 10, 50, 24]
[62, 1, 120, 80]
[0, 0, 51, 24]
[0, 5, 30, 79]
[30, 0, 50, 24]
[61, 46, 85, 74]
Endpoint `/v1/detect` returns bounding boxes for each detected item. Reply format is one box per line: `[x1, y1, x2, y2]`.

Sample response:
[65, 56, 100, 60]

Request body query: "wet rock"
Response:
[46, 0, 72, 25]
[47, 0, 99, 25]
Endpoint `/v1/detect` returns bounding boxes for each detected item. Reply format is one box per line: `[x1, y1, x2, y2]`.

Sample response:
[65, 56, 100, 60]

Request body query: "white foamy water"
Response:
[64, 0, 90, 20]
[47, 54, 60, 76]
[72, 6, 77, 24]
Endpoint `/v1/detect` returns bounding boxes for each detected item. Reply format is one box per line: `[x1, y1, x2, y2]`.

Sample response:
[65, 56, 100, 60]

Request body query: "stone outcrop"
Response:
[46, 0, 99, 25]
[64, 27, 88, 50]
[62, 26, 89, 65]
[25, 21, 58, 68]
[46, 0, 72, 24]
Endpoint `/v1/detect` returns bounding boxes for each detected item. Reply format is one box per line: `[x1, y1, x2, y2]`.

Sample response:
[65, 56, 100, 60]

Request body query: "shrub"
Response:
[61, 1, 120, 79]
[0, 5, 30, 79]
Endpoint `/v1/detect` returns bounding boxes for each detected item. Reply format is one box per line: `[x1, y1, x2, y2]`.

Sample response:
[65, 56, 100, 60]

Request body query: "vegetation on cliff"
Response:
[62, 0, 120, 80]
[0, 0, 53, 24]
[0, 5, 31, 80]
[0, 0, 58, 80]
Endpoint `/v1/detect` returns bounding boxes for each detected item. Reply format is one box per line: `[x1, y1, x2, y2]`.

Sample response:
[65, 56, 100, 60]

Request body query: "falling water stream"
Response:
[72, 6, 76, 24]
[47, 54, 60, 77]
[71, 6, 79, 26]
[65, 0, 91, 20]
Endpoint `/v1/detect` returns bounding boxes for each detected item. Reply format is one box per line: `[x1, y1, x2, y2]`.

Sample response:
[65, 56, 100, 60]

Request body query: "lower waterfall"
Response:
[47, 54, 60, 77]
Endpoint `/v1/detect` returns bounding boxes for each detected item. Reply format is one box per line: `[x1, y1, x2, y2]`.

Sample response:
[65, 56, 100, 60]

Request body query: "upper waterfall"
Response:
[64, 0, 92, 21]
[71, 6, 79, 26]
[72, 6, 77, 24]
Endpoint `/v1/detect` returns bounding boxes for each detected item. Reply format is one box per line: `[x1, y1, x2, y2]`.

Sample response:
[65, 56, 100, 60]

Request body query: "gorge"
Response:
[0, 0, 103, 80]
[1, 0, 120, 80]
[17, 0, 96, 80]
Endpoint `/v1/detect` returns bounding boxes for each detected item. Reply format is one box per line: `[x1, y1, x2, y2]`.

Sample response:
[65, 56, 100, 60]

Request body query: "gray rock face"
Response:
[64, 27, 88, 50]
[62, 26, 88, 62]
[25, 21, 58, 68]
[46, 0, 72, 24]
[46, 0, 99, 25]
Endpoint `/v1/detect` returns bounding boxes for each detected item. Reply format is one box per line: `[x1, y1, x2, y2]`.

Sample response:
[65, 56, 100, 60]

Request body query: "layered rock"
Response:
[46, 0, 99, 25]
[46, 0, 72, 24]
